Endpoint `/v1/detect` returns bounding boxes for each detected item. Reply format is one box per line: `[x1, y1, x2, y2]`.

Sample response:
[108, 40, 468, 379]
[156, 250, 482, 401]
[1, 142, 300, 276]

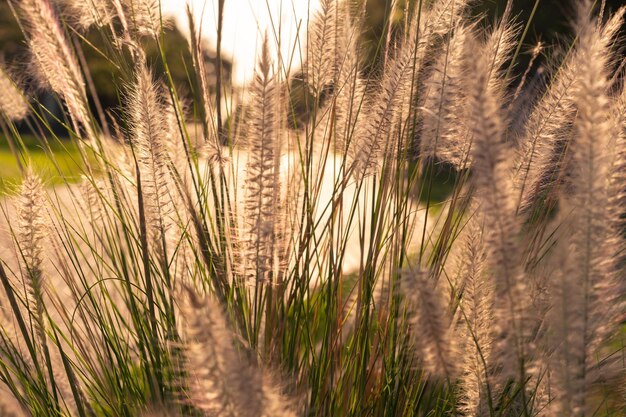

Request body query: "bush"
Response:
[0, 0, 624, 416]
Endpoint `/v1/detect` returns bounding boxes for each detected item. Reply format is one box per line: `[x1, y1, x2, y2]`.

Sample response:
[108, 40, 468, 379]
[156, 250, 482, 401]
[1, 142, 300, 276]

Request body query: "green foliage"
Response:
[0, 1, 232, 124]
[0, 135, 86, 194]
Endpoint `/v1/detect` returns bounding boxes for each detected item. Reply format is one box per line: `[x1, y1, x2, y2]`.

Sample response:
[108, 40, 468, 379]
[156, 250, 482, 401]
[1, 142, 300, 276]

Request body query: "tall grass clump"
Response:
[0, 0, 625, 415]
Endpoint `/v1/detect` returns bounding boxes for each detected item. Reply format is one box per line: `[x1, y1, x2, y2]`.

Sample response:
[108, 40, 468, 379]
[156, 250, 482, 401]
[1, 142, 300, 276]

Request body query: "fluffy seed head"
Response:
[16, 168, 48, 320]
[0, 66, 29, 121]
[181, 290, 297, 417]
[420, 26, 471, 168]
[122, 0, 164, 38]
[128, 65, 174, 255]
[547, 5, 625, 415]
[306, 0, 339, 94]
[465, 34, 535, 382]
[243, 36, 283, 284]
[59, 0, 113, 30]
[516, 6, 625, 213]
[18, 0, 89, 128]
[454, 210, 495, 415]
[401, 265, 458, 379]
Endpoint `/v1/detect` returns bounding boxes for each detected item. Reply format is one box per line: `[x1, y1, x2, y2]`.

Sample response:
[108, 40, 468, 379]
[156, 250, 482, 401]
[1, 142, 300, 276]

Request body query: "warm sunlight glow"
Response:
[163, 0, 321, 84]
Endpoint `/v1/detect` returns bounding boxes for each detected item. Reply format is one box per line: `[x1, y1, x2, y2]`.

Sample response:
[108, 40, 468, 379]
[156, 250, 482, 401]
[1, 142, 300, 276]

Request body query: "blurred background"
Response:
[2, 0, 625, 127]
[0, 0, 625, 191]
[3, 0, 625, 102]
